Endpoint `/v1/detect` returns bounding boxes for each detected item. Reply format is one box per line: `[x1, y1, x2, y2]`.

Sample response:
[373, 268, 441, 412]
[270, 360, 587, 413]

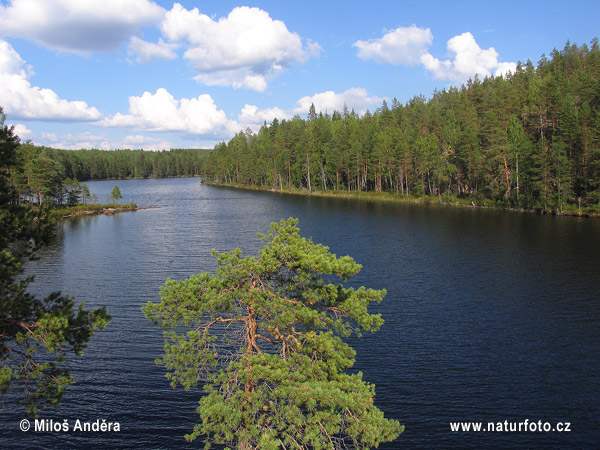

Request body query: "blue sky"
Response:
[1, 0, 598, 150]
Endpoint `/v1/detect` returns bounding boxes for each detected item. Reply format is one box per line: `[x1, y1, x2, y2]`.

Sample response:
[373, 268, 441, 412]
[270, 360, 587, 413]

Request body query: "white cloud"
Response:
[0, 40, 102, 121]
[494, 61, 518, 78]
[0, 0, 165, 54]
[10, 123, 35, 140]
[161, 4, 319, 91]
[194, 69, 269, 92]
[237, 104, 290, 132]
[37, 130, 171, 150]
[41, 130, 110, 149]
[127, 37, 178, 63]
[98, 87, 238, 137]
[239, 104, 289, 123]
[122, 134, 171, 150]
[234, 88, 386, 134]
[355, 26, 516, 85]
[353, 25, 433, 66]
[123, 134, 148, 145]
[306, 40, 323, 58]
[420, 32, 516, 84]
[0, 39, 31, 77]
[295, 88, 386, 116]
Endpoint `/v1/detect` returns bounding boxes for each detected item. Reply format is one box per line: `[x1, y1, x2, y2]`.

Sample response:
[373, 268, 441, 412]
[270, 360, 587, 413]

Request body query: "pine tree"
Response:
[144, 218, 403, 449]
[0, 108, 110, 416]
[110, 184, 122, 203]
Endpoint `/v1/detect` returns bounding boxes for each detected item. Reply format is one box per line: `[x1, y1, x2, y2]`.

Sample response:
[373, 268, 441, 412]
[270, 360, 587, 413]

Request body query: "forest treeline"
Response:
[8, 145, 209, 205]
[19, 146, 209, 180]
[202, 40, 600, 214]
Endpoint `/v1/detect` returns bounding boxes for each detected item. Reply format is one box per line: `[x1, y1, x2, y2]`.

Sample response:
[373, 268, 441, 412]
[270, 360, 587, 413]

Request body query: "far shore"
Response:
[202, 180, 600, 219]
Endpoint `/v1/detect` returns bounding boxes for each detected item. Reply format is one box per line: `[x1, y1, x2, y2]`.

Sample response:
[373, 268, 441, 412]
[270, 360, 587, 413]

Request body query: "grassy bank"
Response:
[202, 181, 600, 218]
[51, 203, 141, 219]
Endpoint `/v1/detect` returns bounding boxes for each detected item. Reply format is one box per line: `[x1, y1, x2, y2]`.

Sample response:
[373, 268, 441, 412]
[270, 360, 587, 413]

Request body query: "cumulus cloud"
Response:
[494, 61, 518, 78]
[294, 88, 386, 116]
[161, 4, 319, 91]
[37, 130, 172, 150]
[421, 32, 516, 84]
[0, 39, 31, 76]
[98, 87, 237, 137]
[10, 123, 35, 140]
[354, 24, 433, 66]
[0, 40, 101, 121]
[41, 130, 109, 149]
[234, 88, 386, 133]
[127, 36, 178, 63]
[0, 0, 165, 54]
[354, 27, 516, 85]
[237, 104, 290, 132]
[121, 134, 171, 150]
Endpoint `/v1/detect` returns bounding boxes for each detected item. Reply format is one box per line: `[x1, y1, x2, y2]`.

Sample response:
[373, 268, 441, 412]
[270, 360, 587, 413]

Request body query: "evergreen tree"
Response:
[0, 108, 110, 416]
[144, 218, 403, 449]
[201, 39, 600, 214]
[64, 178, 84, 206]
[81, 183, 91, 205]
[110, 184, 122, 203]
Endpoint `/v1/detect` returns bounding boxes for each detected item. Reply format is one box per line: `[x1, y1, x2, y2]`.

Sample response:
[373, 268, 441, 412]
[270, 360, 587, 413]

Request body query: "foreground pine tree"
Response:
[144, 218, 402, 449]
[0, 108, 111, 415]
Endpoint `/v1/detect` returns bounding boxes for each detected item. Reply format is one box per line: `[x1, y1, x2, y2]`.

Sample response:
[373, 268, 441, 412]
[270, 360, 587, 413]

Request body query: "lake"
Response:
[2, 177, 599, 449]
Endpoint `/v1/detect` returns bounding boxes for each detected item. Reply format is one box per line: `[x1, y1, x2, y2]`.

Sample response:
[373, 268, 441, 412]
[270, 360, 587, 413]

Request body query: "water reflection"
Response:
[2, 178, 598, 449]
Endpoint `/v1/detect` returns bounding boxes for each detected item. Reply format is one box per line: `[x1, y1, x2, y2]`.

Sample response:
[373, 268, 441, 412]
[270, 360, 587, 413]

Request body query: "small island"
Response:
[54, 203, 145, 219]
[3, 164, 150, 220]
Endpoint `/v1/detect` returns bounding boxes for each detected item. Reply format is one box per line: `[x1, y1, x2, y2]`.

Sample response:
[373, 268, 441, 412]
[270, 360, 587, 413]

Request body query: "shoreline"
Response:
[202, 180, 599, 219]
[54, 204, 155, 219]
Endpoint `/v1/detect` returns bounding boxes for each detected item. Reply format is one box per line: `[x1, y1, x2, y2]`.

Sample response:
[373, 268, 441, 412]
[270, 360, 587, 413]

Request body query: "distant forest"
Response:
[8, 39, 600, 214]
[16, 146, 210, 181]
[203, 40, 600, 214]
[7, 145, 209, 206]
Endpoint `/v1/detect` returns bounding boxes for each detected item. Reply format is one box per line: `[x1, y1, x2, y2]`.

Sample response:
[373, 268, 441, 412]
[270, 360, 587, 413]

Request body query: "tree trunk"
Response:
[306, 154, 311, 192]
[516, 152, 520, 201]
[503, 150, 511, 199]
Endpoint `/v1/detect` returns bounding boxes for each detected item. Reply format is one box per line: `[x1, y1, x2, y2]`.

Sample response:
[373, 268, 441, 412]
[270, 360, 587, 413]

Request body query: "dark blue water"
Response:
[1, 178, 598, 449]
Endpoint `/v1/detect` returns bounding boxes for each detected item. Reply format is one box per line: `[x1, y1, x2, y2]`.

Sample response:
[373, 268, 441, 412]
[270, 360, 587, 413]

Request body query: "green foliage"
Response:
[50, 203, 137, 219]
[110, 184, 122, 203]
[19, 147, 210, 181]
[0, 108, 111, 416]
[7, 144, 209, 207]
[202, 39, 600, 214]
[64, 178, 85, 206]
[144, 218, 403, 449]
